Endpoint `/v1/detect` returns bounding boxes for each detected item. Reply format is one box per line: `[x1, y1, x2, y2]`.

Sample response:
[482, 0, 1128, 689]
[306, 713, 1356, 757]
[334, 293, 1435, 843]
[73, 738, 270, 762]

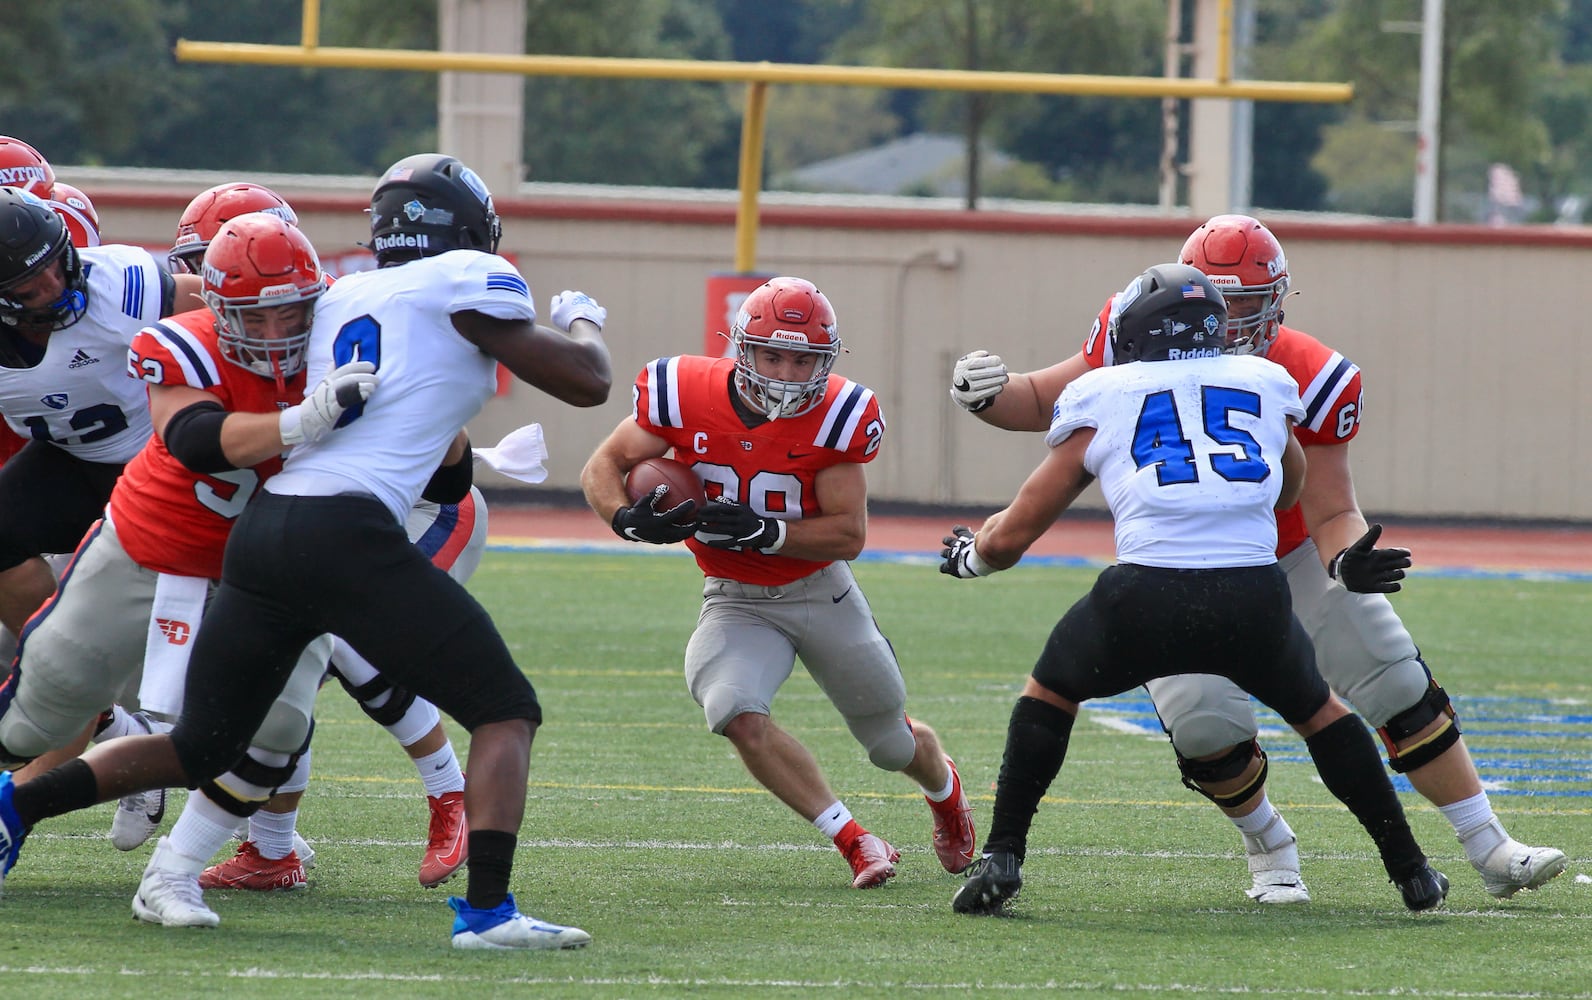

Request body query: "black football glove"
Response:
[940, 525, 994, 578]
[693, 497, 785, 551]
[610, 485, 698, 544]
[1327, 523, 1411, 593]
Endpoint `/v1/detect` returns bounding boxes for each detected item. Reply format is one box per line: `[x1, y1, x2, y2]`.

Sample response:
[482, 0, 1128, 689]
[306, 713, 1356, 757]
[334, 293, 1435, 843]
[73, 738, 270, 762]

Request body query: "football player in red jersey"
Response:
[0, 212, 371, 925]
[583, 275, 977, 888]
[948, 215, 1566, 902]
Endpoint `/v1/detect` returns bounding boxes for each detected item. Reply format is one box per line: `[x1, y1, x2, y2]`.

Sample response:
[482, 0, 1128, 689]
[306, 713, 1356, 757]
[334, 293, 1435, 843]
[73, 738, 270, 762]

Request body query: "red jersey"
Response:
[1081, 297, 1362, 556]
[0, 423, 26, 465]
[111, 310, 305, 577]
[632, 355, 884, 586]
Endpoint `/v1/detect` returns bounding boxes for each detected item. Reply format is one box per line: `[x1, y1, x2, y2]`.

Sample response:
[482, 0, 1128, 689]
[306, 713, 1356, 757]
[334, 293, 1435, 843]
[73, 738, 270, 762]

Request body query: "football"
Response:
[625, 456, 706, 508]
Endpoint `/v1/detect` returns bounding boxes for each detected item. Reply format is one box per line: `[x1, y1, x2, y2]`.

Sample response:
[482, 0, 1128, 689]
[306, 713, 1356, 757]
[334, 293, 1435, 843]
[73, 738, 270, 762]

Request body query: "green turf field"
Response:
[1, 549, 1587, 998]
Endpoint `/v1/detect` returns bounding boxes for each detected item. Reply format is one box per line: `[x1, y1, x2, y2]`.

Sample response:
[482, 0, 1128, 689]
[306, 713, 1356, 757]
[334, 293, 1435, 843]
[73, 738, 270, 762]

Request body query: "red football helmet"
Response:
[47, 182, 100, 248]
[1178, 214, 1290, 356]
[200, 212, 326, 390]
[171, 182, 298, 274]
[730, 276, 842, 420]
[0, 136, 55, 199]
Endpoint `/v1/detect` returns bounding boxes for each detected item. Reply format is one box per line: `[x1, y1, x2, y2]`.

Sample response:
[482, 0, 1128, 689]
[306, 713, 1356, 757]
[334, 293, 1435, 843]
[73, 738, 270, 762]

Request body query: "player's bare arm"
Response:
[453, 309, 611, 407]
[170, 272, 204, 314]
[976, 428, 1097, 569]
[1296, 441, 1370, 569]
[1276, 432, 1306, 511]
[580, 418, 672, 523]
[773, 461, 869, 562]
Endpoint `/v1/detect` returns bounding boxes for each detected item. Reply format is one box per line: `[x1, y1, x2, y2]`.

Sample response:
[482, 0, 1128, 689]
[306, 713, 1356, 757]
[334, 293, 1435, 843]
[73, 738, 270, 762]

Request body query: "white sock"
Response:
[249, 807, 299, 860]
[922, 767, 956, 803]
[1232, 795, 1295, 853]
[169, 792, 245, 864]
[413, 744, 465, 798]
[1443, 792, 1505, 862]
[813, 801, 853, 840]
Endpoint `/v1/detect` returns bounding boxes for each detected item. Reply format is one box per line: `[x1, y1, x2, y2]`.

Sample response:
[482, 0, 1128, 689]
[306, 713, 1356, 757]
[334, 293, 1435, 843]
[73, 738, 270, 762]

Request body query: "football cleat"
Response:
[952, 851, 1023, 915]
[1394, 862, 1450, 912]
[448, 893, 590, 950]
[927, 757, 976, 874]
[1244, 829, 1310, 904]
[419, 789, 468, 888]
[109, 712, 170, 851]
[1473, 837, 1568, 899]
[0, 770, 28, 894]
[133, 837, 220, 928]
[293, 831, 317, 870]
[842, 832, 899, 889]
[110, 787, 167, 851]
[199, 840, 307, 892]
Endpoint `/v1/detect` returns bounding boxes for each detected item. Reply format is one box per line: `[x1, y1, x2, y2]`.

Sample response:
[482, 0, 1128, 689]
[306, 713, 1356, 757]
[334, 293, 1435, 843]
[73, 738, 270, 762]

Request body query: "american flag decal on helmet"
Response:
[1181, 284, 1206, 299]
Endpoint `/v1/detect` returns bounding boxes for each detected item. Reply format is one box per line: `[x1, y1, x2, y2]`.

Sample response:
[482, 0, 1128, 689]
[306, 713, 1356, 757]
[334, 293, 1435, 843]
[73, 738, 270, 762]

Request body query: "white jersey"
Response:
[266, 250, 535, 521]
[0, 244, 166, 463]
[1046, 355, 1304, 569]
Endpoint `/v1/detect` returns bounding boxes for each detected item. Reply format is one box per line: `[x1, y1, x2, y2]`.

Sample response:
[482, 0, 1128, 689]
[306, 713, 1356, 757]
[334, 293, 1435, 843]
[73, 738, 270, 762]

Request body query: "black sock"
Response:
[1304, 714, 1426, 879]
[983, 696, 1075, 864]
[464, 829, 518, 910]
[12, 758, 99, 828]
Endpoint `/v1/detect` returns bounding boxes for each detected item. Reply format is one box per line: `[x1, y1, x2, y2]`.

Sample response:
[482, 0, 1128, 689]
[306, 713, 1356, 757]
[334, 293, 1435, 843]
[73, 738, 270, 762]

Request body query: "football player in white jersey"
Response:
[0, 187, 201, 635]
[940, 263, 1448, 917]
[0, 153, 610, 951]
[164, 181, 473, 895]
[948, 215, 1565, 903]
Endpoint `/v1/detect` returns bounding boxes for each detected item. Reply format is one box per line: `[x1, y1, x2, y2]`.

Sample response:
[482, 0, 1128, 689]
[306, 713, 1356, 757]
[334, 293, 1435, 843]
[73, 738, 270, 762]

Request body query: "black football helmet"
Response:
[1109, 263, 1230, 364]
[0, 186, 87, 331]
[367, 153, 501, 267]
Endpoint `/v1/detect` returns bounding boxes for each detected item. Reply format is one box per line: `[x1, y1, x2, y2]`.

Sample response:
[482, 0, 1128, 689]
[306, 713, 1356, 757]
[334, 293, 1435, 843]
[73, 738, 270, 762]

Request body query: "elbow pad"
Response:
[421, 446, 474, 504]
[163, 400, 237, 474]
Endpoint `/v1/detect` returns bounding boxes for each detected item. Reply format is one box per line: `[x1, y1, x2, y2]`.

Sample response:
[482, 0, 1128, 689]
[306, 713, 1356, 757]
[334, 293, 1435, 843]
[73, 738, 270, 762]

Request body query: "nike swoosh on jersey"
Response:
[832, 586, 852, 604]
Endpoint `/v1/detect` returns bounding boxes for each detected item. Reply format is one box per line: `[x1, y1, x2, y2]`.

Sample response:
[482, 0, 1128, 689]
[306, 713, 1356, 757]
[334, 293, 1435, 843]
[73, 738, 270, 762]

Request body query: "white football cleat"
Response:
[132, 837, 220, 928]
[1466, 820, 1567, 898]
[449, 894, 590, 950]
[1244, 823, 1310, 904]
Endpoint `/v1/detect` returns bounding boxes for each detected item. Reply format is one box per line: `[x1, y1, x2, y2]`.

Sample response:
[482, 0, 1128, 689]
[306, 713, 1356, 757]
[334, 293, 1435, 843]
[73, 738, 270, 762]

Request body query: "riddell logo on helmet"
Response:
[769, 330, 810, 345]
[1166, 346, 1223, 359]
[373, 233, 429, 252]
[22, 243, 54, 268]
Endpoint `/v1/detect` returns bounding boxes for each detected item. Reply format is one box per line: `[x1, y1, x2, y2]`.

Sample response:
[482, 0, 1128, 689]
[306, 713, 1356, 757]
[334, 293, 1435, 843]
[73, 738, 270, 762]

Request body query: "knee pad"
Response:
[849, 712, 915, 772]
[1177, 739, 1268, 811]
[202, 745, 303, 818]
[1377, 680, 1460, 774]
[329, 663, 419, 728]
[252, 695, 314, 757]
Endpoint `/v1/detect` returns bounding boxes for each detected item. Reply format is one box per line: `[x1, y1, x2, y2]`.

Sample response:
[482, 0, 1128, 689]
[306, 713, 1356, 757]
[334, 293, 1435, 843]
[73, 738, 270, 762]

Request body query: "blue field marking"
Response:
[486, 540, 1592, 583]
[1085, 692, 1592, 798]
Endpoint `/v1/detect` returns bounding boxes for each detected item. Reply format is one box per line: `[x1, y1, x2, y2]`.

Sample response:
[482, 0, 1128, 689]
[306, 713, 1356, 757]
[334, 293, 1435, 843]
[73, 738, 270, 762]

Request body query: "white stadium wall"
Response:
[76, 171, 1591, 522]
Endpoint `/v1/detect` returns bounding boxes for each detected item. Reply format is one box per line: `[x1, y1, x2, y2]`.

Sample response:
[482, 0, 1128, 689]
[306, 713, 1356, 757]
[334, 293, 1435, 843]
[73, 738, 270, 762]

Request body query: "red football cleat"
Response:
[929, 757, 977, 874]
[842, 832, 899, 889]
[419, 790, 469, 888]
[199, 840, 307, 892]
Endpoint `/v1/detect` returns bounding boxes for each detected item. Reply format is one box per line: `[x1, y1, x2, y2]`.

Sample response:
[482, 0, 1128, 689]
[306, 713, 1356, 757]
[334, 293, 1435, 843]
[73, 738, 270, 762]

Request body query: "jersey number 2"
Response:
[1130, 386, 1271, 486]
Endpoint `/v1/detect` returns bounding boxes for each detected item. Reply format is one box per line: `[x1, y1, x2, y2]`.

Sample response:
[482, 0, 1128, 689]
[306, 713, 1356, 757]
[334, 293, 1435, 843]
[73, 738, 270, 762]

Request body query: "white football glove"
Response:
[939, 525, 998, 578]
[950, 350, 1009, 413]
[279, 360, 379, 446]
[549, 290, 607, 331]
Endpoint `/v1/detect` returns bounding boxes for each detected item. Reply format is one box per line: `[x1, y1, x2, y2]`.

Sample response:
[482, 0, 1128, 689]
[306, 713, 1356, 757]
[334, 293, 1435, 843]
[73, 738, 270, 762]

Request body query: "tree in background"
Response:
[1, 0, 1589, 220]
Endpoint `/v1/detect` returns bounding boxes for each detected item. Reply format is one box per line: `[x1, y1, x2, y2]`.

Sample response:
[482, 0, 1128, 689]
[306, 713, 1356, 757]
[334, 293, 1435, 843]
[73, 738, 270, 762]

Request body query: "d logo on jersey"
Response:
[40, 393, 68, 410]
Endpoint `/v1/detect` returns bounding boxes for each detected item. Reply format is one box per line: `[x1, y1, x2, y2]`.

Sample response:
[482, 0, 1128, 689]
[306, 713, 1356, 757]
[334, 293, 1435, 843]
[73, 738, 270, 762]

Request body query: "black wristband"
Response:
[162, 400, 237, 473]
[421, 441, 474, 504]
